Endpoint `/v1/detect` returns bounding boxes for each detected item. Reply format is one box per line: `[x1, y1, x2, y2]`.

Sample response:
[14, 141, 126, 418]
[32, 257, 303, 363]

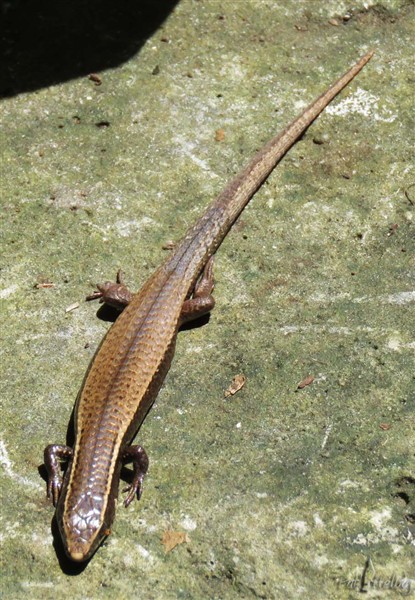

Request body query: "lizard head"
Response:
[57, 488, 115, 562]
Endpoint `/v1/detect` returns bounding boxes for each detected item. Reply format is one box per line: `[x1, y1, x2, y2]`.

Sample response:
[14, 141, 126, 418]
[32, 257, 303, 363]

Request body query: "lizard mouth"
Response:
[63, 527, 109, 562]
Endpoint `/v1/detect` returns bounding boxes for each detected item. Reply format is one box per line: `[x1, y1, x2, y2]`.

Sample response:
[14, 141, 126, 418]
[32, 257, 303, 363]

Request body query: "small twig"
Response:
[404, 183, 415, 206]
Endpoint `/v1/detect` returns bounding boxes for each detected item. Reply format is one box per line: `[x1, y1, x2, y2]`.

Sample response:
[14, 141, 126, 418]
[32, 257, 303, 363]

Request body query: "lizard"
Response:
[44, 50, 374, 562]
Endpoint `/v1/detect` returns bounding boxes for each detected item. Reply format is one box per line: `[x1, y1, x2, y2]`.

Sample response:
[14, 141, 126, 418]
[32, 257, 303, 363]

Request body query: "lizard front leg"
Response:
[44, 444, 73, 506]
[121, 445, 149, 507]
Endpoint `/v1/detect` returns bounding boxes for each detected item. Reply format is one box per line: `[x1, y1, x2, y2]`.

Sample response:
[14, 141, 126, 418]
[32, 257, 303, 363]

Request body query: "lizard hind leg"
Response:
[180, 257, 215, 324]
[86, 269, 134, 310]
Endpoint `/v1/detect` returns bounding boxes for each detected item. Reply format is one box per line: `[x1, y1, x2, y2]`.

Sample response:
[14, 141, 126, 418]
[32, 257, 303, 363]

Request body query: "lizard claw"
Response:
[47, 476, 62, 507]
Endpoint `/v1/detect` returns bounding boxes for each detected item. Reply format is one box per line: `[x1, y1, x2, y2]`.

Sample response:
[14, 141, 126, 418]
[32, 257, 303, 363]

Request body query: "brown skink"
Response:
[44, 51, 373, 562]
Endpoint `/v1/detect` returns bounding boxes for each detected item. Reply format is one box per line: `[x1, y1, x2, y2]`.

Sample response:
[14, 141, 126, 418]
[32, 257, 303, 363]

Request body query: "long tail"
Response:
[168, 50, 374, 278]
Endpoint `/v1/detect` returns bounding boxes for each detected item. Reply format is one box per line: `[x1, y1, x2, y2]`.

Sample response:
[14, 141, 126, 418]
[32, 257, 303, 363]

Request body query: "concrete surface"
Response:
[1, 1, 414, 598]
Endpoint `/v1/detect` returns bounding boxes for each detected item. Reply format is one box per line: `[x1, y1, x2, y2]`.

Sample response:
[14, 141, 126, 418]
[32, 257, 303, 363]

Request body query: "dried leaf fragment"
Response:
[161, 530, 190, 553]
[297, 375, 315, 390]
[224, 374, 246, 398]
[215, 128, 225, 142]
[387, 223, 398, 237]
[88, 73, 102, 86]
[34, 281, 55, 289]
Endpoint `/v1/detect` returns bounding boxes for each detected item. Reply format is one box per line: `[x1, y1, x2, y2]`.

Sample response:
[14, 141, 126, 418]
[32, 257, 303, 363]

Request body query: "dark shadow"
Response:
[94, 302, 123, 323]
[1, 0, 180, 97]
[180, 312, 211, 330]
[89, 297, 212, 329]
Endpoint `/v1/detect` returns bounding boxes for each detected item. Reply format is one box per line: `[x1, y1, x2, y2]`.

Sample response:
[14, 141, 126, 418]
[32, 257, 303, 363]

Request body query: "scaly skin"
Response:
[44, 50, 374, 561]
